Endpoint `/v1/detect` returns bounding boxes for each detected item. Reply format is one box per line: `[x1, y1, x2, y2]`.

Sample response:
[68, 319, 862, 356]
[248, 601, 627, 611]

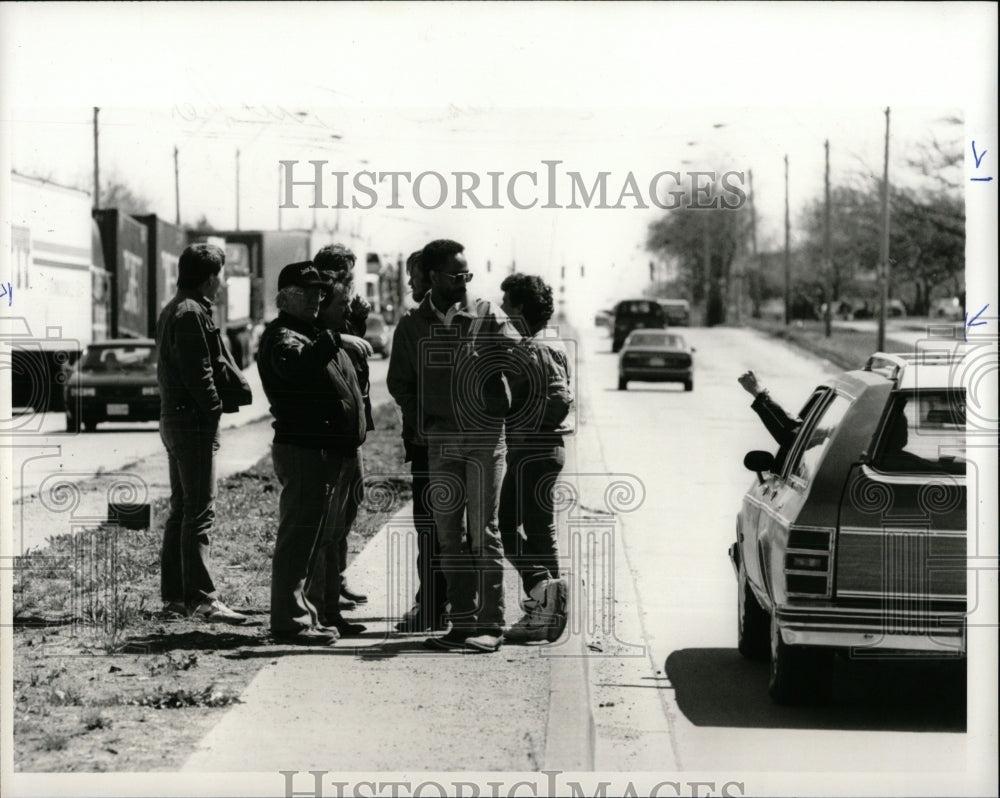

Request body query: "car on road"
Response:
[657, 298, 691, 326]
[611, 298, 666, 352]
[364, 315, 391, 358]
[730, 349, 969, 704]
[617, 330, 694, 391]
[63, 339, 159, 432]
[594, 308, 613, 329]
[930, 296, 964, 321]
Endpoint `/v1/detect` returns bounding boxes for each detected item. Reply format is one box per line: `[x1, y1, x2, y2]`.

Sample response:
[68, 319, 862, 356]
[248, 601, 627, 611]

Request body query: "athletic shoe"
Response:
[423, 629, 471, 651]
[505, 578, 568, 643]
[464, 632, 503, 653]
[189, 599, 248, 625]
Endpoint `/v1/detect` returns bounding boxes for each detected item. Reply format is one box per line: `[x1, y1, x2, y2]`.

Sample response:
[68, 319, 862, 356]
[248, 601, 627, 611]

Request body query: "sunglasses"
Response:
[439, 271, 474, 284]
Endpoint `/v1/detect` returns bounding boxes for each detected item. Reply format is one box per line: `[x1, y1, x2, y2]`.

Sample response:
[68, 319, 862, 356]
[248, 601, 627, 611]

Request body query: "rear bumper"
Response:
[69, 397, 161, 422]
[620, 366, 691, 381]
[776, 607, 967, 655]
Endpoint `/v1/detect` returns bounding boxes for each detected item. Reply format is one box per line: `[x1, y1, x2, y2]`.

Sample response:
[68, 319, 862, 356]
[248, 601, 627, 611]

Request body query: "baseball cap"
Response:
[277, 261, 329, 291]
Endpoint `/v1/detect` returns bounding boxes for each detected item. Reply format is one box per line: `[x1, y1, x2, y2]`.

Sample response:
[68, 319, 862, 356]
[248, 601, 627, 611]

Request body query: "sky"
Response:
[2, 3, 994, 327]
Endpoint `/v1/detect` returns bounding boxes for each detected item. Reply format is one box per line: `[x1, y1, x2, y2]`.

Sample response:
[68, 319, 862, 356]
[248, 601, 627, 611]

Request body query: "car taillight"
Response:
[785, 525, 833, 597]
[142, 386, 159, 396]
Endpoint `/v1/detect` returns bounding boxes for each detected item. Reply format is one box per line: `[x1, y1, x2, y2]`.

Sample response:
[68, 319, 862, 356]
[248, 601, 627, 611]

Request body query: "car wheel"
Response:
[83, 418, 98, 432]
[618, 377, 627, 391]
[65, 412, 80, 433]
[768, 616, 833, 705]
[684, 380, 693, 392]
[612, 343, 621, 353]
[737, 552, 769, 660]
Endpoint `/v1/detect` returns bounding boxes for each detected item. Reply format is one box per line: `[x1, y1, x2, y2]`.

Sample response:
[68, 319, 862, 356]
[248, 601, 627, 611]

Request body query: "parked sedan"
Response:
[730, 349, 969, 704]
[617, 330, 694, 391]
[63, 339, 159, 431]
[364, 315, 391, 358]
[657, 298, 691, 326]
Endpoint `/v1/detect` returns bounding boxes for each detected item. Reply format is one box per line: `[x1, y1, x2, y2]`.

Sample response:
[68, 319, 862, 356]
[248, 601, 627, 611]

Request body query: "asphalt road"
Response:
[573, 323, 977, 787]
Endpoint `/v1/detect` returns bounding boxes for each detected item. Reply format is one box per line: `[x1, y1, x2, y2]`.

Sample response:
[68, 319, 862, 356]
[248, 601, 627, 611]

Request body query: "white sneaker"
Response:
[504, 578, 568, 643]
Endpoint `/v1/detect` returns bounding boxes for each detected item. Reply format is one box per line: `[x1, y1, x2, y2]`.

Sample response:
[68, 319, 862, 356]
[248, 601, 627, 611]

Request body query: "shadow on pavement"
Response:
[122, 629, 269, 654]
[666, 648, 965, 733]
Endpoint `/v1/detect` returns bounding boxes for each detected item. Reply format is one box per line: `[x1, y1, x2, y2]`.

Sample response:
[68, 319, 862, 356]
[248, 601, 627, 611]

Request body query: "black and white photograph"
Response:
[1, 3, 997, 797]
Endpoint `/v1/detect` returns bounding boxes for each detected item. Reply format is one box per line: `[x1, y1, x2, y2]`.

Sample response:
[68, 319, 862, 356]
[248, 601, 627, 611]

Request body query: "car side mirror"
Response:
[743, 450, 775, 484]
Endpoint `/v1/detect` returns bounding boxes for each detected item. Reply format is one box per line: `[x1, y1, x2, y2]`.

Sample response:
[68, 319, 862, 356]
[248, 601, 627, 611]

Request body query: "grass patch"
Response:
[745, 318, 907, 371]
[12, 400, 407, 771]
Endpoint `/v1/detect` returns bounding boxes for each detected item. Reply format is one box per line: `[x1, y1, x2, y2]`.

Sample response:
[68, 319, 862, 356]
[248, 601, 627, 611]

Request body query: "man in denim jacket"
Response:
[156, 243, 247, 624]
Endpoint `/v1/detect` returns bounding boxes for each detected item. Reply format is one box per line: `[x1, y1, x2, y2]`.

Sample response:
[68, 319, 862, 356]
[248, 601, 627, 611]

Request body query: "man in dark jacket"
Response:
[258, 261, 368, 645]
[156, 243, 248, 624]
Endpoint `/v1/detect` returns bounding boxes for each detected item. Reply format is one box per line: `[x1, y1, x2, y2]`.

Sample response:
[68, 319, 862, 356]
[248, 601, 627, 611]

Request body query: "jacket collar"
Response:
[419, 291, 476, 320]
[177, 287, 213, 312]
[277, 310, 321, 337]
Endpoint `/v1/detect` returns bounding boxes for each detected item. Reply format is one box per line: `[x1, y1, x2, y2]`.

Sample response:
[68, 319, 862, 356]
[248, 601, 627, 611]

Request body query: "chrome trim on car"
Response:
[780, 626, 965, 652]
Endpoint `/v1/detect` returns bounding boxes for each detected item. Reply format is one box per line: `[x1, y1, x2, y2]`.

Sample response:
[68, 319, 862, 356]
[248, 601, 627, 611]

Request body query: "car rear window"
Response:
[82, 345, 156, 372]
[628, 332, 681, 347]
[872, 390, 966, 475]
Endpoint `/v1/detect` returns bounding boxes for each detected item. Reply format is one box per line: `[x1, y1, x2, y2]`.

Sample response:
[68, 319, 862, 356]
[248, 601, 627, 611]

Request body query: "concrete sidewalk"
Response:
[181, 495, 595, 773]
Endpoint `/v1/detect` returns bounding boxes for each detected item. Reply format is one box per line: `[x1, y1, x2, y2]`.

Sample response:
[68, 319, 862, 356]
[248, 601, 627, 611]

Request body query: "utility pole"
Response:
[703, 222, 711, 326]
[235, 149, 241, 230]
[823, 140, 832, 337]
[277, 163, 283, 231]
[748, 169, 759, 321]
[173, 146, 181, 225]
[92, 107, 100, 211]
[877, 107, 891, 352]
[784, 154, 791, 326]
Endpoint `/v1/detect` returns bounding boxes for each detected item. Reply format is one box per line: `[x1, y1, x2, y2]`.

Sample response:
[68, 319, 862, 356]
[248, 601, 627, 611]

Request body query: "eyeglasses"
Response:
[440, 271, 474, 284]
[288, 285, 330, 299]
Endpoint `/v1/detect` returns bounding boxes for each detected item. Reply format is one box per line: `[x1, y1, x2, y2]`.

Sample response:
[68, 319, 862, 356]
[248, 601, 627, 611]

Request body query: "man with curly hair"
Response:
[498, 273, 573, 643]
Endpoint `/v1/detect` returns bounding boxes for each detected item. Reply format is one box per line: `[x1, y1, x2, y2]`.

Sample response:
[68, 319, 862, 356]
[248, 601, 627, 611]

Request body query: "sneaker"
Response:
[272, 627, 338, 646]
[423, 629, 470, 651]
[465, 631, 503, 653]
[504, 578, 568, 643]
[161, 601, 188, 619]
[190, 599, 248, 625]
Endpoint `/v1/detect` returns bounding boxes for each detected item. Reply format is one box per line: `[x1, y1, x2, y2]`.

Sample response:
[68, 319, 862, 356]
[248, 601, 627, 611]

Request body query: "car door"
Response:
[749, 388, 831, 599]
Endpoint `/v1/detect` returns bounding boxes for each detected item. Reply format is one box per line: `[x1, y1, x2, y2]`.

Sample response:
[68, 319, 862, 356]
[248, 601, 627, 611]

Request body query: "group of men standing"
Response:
[155, 238, 573, 652]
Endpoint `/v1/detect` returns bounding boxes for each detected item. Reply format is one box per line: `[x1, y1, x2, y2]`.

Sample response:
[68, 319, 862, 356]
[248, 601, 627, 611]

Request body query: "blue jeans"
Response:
[427, 432, 506, 634]
[159, 409, 221, 605]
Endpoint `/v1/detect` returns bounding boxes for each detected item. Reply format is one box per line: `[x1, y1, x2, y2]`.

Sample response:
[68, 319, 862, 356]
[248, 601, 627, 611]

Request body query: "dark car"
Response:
[657, 299, 690, 326]
[611, 299, 666, 352]
[617, 330, 694, 391]
[63, 339, 159, 431]
[364, 315, 391, 358]
[730, 349, 969, 704]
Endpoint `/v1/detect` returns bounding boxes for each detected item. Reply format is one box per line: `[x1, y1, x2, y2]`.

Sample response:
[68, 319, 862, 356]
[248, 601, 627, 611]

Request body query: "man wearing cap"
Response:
[257, 261, 369, 645]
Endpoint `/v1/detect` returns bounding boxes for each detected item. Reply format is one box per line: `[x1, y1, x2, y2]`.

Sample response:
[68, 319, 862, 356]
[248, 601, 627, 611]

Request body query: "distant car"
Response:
[617, 329, 694, 391]
[611, 298, 666, 352]
[657, 299, 690, 326]
[594, 309, 613, 328]
[364, 315, 391, 358]
[63, 339, 159, 432]
[730, 349, 969, 704]
[886, 298, 907, 318]
[930, 296, 963, 321]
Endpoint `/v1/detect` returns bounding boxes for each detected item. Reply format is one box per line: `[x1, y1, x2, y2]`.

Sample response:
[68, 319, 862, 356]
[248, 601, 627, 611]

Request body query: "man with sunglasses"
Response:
[388, 239, 520, 652]
[257, 262, 369, 645]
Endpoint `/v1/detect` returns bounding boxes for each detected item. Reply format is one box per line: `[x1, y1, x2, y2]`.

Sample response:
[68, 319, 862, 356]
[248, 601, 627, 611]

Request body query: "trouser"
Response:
[270, 444, 356, 633]
[410, 443, 447, 614]
[427, 432, 506, 634]
[305, 449, 363, 622]
[499, 438, 566, 597]
[159, 409, 220, 605]
[337, 449, 364, 592]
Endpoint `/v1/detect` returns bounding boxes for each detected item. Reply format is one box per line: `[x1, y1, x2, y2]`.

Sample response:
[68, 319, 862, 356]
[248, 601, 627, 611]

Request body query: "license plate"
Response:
[649, 357, 666, 366]
[107, 403, 129, 416]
